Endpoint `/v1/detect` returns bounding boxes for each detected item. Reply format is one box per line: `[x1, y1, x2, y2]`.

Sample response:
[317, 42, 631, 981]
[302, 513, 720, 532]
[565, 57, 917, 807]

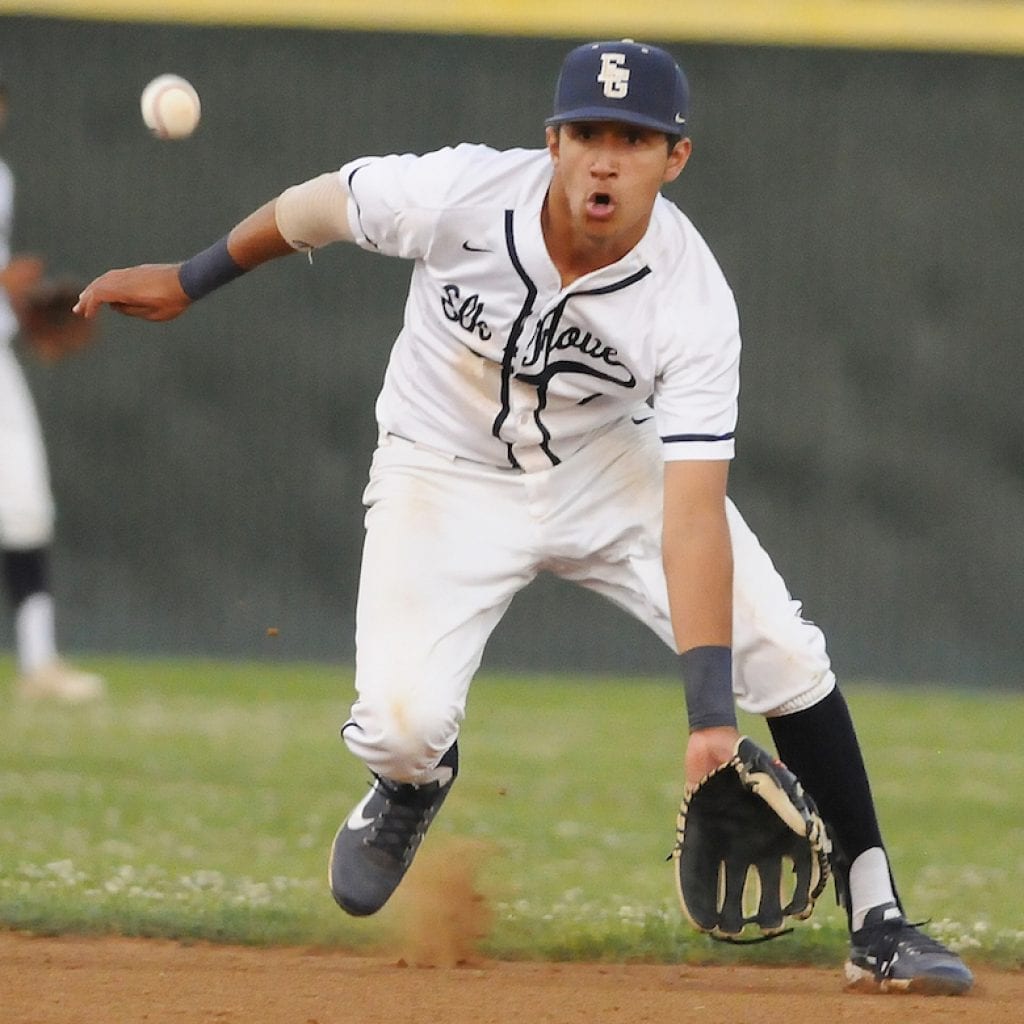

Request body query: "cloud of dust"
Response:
[382, 836, 496, 968]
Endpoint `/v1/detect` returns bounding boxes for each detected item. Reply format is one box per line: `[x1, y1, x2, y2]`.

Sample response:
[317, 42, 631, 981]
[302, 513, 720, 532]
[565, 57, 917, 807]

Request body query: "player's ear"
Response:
[545, 125, 560, 163]
[663, 137, 692, 184]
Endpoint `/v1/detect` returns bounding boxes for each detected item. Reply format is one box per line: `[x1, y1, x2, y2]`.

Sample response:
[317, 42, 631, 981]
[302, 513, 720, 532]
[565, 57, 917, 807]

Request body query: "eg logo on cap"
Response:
[597, 53, 630, 99]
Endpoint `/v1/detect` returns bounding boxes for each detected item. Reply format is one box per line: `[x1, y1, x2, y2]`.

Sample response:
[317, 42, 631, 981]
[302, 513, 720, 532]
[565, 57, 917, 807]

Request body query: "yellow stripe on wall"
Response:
[4, 0, 1024, 56]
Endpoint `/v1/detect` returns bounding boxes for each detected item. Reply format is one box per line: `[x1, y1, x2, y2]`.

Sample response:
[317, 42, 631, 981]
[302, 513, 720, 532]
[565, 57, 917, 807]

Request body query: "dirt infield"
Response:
[2, 932, 1021, 1024]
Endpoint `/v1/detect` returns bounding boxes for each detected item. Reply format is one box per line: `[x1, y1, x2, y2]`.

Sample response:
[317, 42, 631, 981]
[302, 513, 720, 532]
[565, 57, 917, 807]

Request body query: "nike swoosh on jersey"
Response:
[462, 240, 492, 253]
[346, 788, 377, 831]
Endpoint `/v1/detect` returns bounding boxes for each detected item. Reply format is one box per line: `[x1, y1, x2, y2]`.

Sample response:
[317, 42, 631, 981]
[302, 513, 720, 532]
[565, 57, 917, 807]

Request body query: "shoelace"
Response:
[866, 918, 951, 963]
[366, 780, 438, 864]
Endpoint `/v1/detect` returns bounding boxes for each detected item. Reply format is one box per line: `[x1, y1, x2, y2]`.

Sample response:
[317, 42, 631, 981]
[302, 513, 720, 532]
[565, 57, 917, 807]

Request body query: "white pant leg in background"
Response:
[0, 344, 55, 549]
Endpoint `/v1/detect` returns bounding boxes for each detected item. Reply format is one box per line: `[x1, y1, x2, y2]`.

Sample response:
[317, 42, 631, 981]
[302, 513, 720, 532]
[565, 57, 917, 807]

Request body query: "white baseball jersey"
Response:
[340, 144, 740, 474]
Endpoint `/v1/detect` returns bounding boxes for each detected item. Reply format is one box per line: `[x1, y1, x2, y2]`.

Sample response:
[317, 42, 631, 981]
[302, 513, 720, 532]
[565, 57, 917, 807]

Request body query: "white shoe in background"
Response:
[15, 659, 106, 703]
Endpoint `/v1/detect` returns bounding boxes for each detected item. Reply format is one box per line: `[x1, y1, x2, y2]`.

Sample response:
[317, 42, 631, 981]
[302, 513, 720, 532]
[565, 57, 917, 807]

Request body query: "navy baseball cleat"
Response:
[328, 772, 455, 916]
[845, 902, 974, 995]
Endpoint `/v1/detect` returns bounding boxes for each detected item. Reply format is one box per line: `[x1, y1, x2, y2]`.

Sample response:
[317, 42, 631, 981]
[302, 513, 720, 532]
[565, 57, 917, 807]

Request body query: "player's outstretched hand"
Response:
[684, 725, 742, 791]
[74, 264, 192, 322]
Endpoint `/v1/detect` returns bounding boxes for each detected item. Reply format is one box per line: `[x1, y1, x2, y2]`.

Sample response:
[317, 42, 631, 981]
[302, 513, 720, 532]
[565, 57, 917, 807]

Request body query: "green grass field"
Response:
[1, 656, 1021, 968]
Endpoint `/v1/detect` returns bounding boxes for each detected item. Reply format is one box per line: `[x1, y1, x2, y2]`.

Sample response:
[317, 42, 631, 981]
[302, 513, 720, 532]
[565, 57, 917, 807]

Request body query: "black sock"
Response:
[439, 740, 459, 777]
[767, 687, 892, 913]
[2, 547, 50, 608]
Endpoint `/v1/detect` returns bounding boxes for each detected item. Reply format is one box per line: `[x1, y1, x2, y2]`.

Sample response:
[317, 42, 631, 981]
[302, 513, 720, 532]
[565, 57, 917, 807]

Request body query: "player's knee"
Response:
[732, 617, 836, 716]
[343, 695, 460, 784]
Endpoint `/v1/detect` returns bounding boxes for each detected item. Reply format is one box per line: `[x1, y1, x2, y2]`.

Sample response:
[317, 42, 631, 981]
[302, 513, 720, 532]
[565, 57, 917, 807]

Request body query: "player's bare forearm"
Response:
[662, 459, 732, 651]
[74, 198, 295, 323]
[226, 199, 296, 268]
[73, 171, 353, 322]
[662, 459, 739, 784]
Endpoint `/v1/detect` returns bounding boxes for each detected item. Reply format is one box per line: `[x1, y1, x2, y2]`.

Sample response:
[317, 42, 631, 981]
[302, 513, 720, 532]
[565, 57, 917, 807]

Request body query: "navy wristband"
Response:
[178, 235, 246, 301]
[680, 645, 737, 732]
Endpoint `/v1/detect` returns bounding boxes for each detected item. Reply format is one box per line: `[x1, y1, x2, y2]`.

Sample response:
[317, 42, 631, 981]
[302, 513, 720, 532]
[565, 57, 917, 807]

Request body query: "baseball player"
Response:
[76, 41, 971, 993]
[0, 72, 104, 702]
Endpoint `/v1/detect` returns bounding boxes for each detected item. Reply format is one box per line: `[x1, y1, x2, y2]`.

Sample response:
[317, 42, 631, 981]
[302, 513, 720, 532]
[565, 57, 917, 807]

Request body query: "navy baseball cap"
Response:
[546, 40, 689, 136]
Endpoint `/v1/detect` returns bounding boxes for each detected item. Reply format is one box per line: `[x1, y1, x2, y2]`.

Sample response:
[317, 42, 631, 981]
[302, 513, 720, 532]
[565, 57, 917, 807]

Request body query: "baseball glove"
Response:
[672, 737, 831, 942]
[16, 276, 96, 362]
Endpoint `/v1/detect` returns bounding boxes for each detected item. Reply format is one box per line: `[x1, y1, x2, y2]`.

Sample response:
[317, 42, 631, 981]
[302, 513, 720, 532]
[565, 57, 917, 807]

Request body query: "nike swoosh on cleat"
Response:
[462, 241, 492, 253]
[346, 788, 377, 831]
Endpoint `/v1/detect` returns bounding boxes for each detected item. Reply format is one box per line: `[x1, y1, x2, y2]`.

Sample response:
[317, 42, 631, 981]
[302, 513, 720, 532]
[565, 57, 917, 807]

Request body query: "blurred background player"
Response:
[0, 70, 104, 702]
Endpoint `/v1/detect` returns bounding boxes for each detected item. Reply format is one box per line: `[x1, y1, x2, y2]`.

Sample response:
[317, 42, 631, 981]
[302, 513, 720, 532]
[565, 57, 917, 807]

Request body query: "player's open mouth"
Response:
[586, 192, 616, 219]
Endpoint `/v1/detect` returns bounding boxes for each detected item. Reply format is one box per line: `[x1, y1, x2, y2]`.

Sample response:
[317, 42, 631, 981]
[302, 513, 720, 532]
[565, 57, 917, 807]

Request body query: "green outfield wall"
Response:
[1, 15, 1022, 685]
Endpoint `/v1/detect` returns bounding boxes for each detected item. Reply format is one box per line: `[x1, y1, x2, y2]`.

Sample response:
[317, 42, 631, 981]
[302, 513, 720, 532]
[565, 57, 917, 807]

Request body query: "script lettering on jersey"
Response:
[518, 306, 636, 389]
[440, 284, 492, 341]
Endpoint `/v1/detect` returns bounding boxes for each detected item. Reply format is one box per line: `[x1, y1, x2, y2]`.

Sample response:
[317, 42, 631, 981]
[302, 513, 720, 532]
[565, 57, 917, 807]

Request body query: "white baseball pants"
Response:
[344, 417, 835, 784]
[0, 343, 55, 549]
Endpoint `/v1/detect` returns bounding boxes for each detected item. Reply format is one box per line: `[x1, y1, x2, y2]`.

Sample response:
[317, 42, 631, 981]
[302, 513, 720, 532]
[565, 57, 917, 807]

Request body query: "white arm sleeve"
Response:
[274, 172, 354, 251]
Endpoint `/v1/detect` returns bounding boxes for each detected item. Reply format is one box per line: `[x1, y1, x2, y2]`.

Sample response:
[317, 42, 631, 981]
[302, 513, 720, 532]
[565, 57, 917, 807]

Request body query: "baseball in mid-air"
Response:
[140, 74, 201, 140]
